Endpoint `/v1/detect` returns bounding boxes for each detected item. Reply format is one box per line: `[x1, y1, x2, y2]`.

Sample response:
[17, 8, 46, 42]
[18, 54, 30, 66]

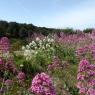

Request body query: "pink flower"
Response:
[88, 79, 95, 86]
[30, 72, 56, 95]
[88, 64, 95, 70]
[87, 70, 95, 76]
[48, 64, 53, 70]
[87, 88, 95, 95]
[5, 58, 17, 74]
[17, 71, 25, 81]
[76, 81, 83, 89]
[79, 88, 86, 94]
[78, 59, 89, 72]
[4, 79, 13, 86]
[48, 56, 61, 70]
[77, 59, 95, 95]
[77, 73, 85, 80]
[0, 37, 10, 53]
[0, 58, 3, 65]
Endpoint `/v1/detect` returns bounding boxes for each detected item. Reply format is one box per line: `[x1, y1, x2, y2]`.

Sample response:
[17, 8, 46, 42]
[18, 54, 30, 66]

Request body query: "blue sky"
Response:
[0, 0, 95, 29]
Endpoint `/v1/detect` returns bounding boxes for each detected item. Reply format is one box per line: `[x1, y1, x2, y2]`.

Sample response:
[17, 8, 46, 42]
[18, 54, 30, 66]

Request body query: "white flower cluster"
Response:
[0, 51, 13, 59]
[22, 37, 55, 60]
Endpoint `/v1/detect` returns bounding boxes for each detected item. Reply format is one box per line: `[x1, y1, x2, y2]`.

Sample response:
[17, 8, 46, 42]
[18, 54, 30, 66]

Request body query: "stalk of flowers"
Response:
[48, 56, 69, 71]
[16, 71, 25, 81]
[75, 46, 90, 60]
[0, 57, 18, 81]
[0, 37, 10, 53]
[16, 71, 25, 86]
[4, 79, 13, 86]
[0, 37, 13, 60]
[89, 44, 95, 60]
[29, 72, 56, 95]
[75, 43, 95, 61]
[77, 59, 95, 95]
[0, 58, 15, 94]
[48, 56, 61, 70]
[3, 79, 13, 94]
[5, 58, 18, 75]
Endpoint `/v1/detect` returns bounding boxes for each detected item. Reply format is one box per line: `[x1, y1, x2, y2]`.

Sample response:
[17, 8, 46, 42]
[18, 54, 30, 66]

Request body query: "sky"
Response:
[0, 0, 95, 29]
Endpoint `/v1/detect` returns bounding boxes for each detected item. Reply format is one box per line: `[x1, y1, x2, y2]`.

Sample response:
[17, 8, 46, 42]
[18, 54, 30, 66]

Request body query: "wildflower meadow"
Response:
[0, 29, 95, 95]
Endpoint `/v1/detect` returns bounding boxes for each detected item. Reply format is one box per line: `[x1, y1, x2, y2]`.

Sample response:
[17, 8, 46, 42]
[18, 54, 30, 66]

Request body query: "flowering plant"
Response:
[29, 72, 56, 95]
[77, 59, 95, 95]
[22, 37, 55, 60]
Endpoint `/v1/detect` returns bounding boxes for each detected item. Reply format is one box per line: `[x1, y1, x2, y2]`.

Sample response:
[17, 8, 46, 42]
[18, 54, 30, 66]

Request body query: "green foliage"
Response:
[83, 28, 93, 33]
[33, 50, 52, 67]
[10, 39, 23, 51]
[9, 38, 27, 51]
[62, 28, 74, 35]
[19, 27, 28, 38]
[55, 43, 78, 64]
[14, 55, 43, 76]
[69, 87, 79, 95]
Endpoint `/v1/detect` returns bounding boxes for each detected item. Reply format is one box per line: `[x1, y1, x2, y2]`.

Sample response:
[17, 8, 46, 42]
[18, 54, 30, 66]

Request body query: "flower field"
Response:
[0, 30, 95, 95]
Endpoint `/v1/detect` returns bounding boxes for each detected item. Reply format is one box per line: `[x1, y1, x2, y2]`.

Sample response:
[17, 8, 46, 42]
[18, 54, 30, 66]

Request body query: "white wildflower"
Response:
[20, 64, 24, 67]
[34, 47, 37, 49]
[24, 50, 30, 56]
[35, 51, 38, 54]
[46, 44, 50, 48]
[31, 41, 36, 46]
[26, 45, 30, 49]
[47, 38, 51, 42]
[29, 42, 32, 46]
[22, 46, 25, 50]
[42, 46, 45, 50]
[50, 39, 54, 42]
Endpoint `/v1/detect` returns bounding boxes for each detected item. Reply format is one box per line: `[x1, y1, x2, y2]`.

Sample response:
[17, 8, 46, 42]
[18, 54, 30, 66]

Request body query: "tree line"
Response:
[0, 20, 93, 39]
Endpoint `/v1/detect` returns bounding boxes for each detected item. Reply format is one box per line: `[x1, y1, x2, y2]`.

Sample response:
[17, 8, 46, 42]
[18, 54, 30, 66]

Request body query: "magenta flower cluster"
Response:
[0, 37, 10, 53]
[16, 71, 25, 81]
[30, 72, 56, 95]
[77, 59, 95, 95]
[75, 46, 89, 58]
[54, 31, 87, 46]
[5, 58, 17, 74]
[0, 58, 17, 75]
[75, 43, 95, 60]
[4, 79, 13, 86]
